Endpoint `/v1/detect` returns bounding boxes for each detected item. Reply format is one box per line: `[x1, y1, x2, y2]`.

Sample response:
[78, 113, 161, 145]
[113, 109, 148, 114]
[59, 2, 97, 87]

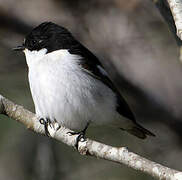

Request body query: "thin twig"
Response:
[153, 0, 182, 46]
[167, 0, 182, 41]
[153, 0, 182, 62]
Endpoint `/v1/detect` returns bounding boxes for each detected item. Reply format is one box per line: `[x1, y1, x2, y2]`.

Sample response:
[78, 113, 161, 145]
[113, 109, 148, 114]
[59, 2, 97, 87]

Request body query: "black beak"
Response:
[12, 45, 25, 51]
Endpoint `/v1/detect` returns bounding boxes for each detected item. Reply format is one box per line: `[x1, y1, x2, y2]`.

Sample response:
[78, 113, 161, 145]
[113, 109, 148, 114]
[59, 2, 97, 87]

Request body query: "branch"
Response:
[167, 0, 182, 41]
[153, 0, 182, 46]
[0, 94, 181, 180]
[153, 0, 182, 62]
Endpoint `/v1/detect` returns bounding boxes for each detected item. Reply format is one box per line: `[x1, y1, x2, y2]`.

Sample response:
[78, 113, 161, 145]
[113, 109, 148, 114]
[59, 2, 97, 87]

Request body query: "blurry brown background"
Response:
[0, 0, 182, 180]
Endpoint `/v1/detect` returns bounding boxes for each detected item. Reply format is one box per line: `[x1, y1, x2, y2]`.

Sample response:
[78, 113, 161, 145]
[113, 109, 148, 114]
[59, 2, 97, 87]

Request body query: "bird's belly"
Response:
[29, 65, 117, 131]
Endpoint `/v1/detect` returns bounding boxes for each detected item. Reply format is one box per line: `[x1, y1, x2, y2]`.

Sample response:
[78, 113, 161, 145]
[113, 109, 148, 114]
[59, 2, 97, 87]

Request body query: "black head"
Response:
[13, 22, 78, 53]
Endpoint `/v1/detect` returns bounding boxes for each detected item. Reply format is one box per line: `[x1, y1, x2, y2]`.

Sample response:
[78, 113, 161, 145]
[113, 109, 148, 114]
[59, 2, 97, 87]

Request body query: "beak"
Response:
[12, 45, 25, 51]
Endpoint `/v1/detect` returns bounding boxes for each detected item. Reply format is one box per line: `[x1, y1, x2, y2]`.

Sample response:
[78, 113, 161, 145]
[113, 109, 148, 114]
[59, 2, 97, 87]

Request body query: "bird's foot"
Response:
[68, 130, 86, 150]
[39, 118, 60, 137]
[39, 118, 50, 136]
[67, 123, 89, 149]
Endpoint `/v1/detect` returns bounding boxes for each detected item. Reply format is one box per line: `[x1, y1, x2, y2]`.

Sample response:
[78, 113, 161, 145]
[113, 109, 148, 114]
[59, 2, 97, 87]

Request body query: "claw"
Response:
[39, 118, 60, 137]
[68, 131, 86, 149]
[68, 123, 89, 149]
[39, 118, 50, 137]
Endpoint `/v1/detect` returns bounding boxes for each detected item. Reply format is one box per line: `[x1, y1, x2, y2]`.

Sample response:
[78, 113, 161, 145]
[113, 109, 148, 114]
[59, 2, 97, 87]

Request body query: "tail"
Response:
[122, 123, 155, 139]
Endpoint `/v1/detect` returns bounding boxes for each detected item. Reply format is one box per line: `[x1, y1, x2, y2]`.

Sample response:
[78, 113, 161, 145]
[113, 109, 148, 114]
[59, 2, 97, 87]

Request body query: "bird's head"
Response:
[13, 22, 76, 54]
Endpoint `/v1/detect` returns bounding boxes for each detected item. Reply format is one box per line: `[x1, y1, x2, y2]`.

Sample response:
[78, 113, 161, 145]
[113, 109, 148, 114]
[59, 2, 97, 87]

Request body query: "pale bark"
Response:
[0, 94, 181, 180]
[167, 0, 182, 41]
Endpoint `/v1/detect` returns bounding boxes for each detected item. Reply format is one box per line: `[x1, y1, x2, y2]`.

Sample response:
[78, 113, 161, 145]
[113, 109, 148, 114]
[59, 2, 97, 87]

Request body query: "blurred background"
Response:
[0, 0, 182, 179]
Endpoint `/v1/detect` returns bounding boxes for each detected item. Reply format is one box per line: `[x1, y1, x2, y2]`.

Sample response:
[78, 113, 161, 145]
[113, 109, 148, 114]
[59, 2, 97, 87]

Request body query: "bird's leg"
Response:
[39, 118, 51, 137]
[39, 118, 60, 137]
[68, 123, 89, 149]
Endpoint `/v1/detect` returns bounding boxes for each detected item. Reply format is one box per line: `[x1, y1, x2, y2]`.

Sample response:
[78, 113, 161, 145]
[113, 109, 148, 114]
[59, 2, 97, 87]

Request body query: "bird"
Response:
[13, 22, 155, 146]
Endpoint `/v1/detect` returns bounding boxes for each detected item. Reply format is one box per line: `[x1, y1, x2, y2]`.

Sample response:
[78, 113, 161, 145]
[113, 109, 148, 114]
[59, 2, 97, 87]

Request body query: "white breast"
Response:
[24, 49, 119, 130]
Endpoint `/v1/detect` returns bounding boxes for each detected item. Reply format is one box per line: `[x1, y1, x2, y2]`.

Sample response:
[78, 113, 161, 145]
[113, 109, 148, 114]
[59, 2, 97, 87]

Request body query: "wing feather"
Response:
[68, 43, 136, 122]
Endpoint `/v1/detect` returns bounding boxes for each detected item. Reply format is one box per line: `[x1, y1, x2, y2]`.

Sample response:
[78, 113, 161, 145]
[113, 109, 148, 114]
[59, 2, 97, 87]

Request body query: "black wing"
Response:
[68, 43, 136, 122]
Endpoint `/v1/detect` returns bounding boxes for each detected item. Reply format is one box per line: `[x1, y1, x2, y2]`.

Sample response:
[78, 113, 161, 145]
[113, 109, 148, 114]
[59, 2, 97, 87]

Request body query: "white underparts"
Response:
[24, 48, 133, 131]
